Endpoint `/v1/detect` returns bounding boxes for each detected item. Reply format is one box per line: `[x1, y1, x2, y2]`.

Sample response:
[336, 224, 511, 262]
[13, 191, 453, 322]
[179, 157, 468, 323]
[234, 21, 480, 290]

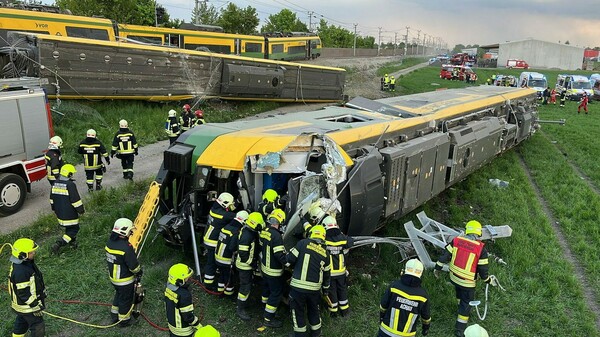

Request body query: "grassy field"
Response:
[375, 57, 428, 77]
[2, 65, 600, 336]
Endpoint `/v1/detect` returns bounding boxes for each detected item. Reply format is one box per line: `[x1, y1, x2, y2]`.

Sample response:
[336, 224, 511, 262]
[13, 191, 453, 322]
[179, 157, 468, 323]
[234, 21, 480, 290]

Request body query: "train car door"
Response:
[164, 33, 182, 47]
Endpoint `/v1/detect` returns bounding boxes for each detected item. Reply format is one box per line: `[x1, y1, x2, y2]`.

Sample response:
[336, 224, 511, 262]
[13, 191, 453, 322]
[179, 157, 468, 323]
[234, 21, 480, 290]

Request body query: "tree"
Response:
[55, 0, 157, 25]
[191, 1, 220, 26]
[217, 3, 259, 35]
[565, 40, 570, 45]
[261, 9, 308, 33]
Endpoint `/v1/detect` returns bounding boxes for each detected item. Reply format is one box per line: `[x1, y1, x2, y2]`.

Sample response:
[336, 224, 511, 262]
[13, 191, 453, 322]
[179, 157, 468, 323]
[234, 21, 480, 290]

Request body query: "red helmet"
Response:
[195, 109, 203, 118]
[183, 104, 191, 111]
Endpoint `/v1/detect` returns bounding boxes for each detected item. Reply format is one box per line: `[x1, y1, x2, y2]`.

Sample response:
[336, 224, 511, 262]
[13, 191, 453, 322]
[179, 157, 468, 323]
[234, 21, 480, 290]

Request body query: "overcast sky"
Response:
[43, 0, 599, 48]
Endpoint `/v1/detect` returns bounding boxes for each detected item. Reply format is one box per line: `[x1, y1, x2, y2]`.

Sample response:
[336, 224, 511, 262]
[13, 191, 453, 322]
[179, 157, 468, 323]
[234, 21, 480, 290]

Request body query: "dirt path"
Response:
[0, 56, 428, 234]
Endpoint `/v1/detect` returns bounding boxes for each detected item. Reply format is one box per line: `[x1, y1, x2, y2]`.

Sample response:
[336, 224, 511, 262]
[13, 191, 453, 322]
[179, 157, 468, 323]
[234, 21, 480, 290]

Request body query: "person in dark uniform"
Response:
[323, 216, 354, 318]
[559, 89, 567, 107]
[78, 129, 110, 192]
[259, 208, 287, 328]
[287, 225, 331, 337]
[215, 210, 248, 296]
[50, 164, 84, 254]
[111, 119, 138, 180]
[180, 104, 195, 133]
[45, 135, 63, 186]
[378, 259, 431, 337]
[8, 238, 47, 337]
[193, 110, 206, 127]
[165, 263, 201, 337]
[235, 212, 265, 321]
[203, 192, 236, 289]
[105, 218, 142, 327]
[165, 109, 181, 145]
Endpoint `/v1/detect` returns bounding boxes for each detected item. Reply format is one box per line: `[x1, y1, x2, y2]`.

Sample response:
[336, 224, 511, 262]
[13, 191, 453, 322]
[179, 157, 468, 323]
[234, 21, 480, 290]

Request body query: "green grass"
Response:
[376, 57, 428, 77]
[3, 65, 600, 336]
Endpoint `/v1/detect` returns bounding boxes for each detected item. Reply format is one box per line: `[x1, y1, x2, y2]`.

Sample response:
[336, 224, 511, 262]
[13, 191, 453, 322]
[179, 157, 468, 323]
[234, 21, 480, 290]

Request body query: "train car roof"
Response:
[0, 7, 114, 25]
[186, 85, 536, 170]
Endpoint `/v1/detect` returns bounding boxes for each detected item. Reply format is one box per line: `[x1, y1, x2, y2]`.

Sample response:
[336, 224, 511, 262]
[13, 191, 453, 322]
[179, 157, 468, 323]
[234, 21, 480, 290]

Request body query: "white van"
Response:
[519, 72, 548, 98]
[556, 74, 593, 100]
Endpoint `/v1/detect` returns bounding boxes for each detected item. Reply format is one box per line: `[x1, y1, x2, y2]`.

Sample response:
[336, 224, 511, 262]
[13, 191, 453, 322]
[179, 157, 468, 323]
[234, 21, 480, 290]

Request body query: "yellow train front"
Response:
[156, 85, 538, 245]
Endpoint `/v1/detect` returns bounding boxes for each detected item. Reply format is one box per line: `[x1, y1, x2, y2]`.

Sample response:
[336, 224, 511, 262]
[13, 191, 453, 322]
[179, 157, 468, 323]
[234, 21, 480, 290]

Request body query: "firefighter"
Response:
[383, 74, 390, 91]
[45, 135, 63, 186]
[180, 104, 195, 132]
[193, 110, 205, 127]
[235, 212, 265, 321]
[550, 88, 557, 105]
[578, 91, 589, 114]
[259, 208, 287, 328]
[378, 258, 431, 337]
[559, 89, 567, 107]
[542, 87, 550, 105]
[287, 225, 331, 337]
[8, 238, 47, 337]
[165, 109, 181, 145]
[434, 220, 496, 337]
[323, 216, 354, 318]
[50, 164, 84, 254]
[105, 218, 142, 327]
[302, 204, 325, 235]
[215, 210, 249, 296]
[165, 263, 201, 337]
[389, 76, 396, 92]
[464, 324, 488, 337]
[203, 192, 236, 289]
[111, 119, 138, 180]
[78, 129, 110, 192]
[257, 189, 286, 218]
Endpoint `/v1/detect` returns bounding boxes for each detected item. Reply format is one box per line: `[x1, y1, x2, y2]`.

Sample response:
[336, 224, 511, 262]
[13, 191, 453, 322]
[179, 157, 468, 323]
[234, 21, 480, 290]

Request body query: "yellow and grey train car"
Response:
[156, 85, 538, 246]
[4, 32, 344, 102]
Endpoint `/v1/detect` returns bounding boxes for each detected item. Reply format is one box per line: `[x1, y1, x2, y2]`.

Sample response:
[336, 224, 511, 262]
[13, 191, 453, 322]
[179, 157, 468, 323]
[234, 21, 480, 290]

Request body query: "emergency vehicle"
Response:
[0, 78, 52, 216]
[519, 72, 548, 98]
[556, 74, 593, 100]
[506, 59, 529, 69]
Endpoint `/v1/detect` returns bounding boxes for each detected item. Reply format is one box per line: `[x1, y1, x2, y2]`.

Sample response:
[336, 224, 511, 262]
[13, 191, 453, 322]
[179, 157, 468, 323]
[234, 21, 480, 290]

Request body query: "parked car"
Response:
[506, 59, 529, 69]
[440, 65, 474, 81]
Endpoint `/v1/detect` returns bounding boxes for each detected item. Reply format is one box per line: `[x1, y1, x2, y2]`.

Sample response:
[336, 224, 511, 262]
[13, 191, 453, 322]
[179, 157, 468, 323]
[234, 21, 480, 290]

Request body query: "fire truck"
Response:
[0, 78, 53, 216]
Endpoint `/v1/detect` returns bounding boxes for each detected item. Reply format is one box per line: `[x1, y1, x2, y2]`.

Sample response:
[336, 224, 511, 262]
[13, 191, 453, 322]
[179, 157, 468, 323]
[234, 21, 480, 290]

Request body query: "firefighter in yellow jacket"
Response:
[434, 220, 496, 337]
[165, 263, 200, 336]
[8, 238, 47, 337]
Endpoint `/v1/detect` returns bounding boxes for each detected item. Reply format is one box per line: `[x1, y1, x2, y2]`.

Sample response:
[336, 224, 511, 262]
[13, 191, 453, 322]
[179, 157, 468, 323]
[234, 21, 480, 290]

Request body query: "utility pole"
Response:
[394, 32, 398, 56]
[154, 0, 158, 27]
[378, 27, 382, 56]
[308, 11, 314, 32]
[404, 26, 409, 56]
[423, 33, 427, 56]
[416, 30, 420, 56]
[353, 23, 358, 57]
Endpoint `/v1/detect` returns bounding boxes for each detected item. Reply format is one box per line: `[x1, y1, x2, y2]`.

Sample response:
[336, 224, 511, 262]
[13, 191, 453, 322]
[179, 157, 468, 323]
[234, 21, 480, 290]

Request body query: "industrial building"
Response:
[481, 38, 584, 70]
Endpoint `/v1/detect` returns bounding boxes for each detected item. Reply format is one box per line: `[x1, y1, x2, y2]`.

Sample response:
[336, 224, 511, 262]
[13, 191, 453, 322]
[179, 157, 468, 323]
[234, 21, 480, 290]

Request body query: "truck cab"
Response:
[556, 74, 593, 100]
[519, 71, 548, 98]
[0, 78, 52, 216]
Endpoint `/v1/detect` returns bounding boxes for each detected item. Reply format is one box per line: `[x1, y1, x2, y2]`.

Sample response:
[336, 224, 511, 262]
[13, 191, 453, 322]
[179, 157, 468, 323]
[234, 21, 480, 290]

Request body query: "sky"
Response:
[44, 0, 600, 49]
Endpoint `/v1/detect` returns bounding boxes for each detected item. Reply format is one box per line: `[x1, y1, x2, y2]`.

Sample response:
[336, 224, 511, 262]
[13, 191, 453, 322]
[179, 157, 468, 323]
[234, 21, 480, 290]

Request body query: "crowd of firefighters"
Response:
[7, 102, 496, 337]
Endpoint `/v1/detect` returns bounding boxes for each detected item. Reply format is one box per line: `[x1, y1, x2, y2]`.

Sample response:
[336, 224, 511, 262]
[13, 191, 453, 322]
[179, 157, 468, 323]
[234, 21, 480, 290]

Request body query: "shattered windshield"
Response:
[529, 79, 547, 88]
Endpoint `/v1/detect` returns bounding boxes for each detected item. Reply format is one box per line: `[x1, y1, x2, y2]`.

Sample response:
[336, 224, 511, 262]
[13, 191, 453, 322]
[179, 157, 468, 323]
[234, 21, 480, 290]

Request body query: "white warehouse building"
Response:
[485, 39, 584, 70]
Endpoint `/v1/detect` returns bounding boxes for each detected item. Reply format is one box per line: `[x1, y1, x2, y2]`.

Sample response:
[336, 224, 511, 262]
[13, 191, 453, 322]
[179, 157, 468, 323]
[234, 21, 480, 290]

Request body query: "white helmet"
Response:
[112, 218, 134, 237]
[235, 210, 249, 224]
[119, 119, 128, 128]
[86, 129, 97, 138]
[168, 109, 177, 118]
[464, 324, 489, 337]
[216, 192, 234, 209]
[404, 258, 424, 278]
[49, 135, 63, 149]
[309, 205, 325, 223]
[322, 216, 338, 230]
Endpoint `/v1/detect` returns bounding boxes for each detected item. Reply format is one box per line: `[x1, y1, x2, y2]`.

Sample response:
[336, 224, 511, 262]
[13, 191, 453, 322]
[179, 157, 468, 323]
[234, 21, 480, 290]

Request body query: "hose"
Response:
[351, 236, 413, 261]
[471, 275, 506, 321]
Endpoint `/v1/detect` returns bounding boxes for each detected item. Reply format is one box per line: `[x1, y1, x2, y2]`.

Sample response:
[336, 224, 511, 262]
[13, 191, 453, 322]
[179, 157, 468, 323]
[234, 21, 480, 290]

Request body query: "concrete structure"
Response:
[491, 39, 584, 70]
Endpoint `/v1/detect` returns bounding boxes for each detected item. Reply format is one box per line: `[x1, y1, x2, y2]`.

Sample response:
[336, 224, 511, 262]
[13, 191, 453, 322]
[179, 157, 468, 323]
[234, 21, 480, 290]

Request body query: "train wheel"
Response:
[0, 173, 27, 216]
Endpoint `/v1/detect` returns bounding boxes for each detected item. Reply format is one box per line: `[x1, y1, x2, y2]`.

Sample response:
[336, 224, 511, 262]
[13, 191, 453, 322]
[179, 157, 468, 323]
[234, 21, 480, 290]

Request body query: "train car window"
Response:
[65, 26, 110, 41]
[319, 114, 371, 123]
[271, 44, 283, 54]
[185, 43, 231, 54]
[288, 46, 306, 55]
[310, 39, 320, 48]
[125, 35, 163, 45]
[245, 42, 262, 53]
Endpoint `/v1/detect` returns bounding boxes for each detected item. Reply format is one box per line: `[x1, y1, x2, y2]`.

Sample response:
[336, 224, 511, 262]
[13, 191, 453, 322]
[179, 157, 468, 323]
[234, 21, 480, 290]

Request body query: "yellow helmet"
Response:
[216, 192, 234, 209]
[245, 212, 265, 231]
[322, 216, 338, 230]
[12, 238, 38, 259]
[168, 263, 193, 286]
[262, 189, 279, 203]
[309, 225, 326, 241]
[59, 164, 77, 178]
[465, 220, 482, 236]
[268, 208, 286, 225]
[195, 325, 220, 337]
[112, 218, 134, 237]
[404, 258, 424, 278]
[464, 324, 489, 337]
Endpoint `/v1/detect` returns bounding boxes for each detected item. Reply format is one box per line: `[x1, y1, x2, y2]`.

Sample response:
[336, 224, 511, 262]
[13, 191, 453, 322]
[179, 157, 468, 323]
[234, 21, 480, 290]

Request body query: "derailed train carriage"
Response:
[156, 85, 538, 247]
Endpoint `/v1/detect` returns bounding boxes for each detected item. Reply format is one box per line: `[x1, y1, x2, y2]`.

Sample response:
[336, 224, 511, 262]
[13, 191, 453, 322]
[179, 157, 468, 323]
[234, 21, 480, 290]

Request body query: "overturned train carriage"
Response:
[157, 86, 538, 245]
[1, 32, 345, 102]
